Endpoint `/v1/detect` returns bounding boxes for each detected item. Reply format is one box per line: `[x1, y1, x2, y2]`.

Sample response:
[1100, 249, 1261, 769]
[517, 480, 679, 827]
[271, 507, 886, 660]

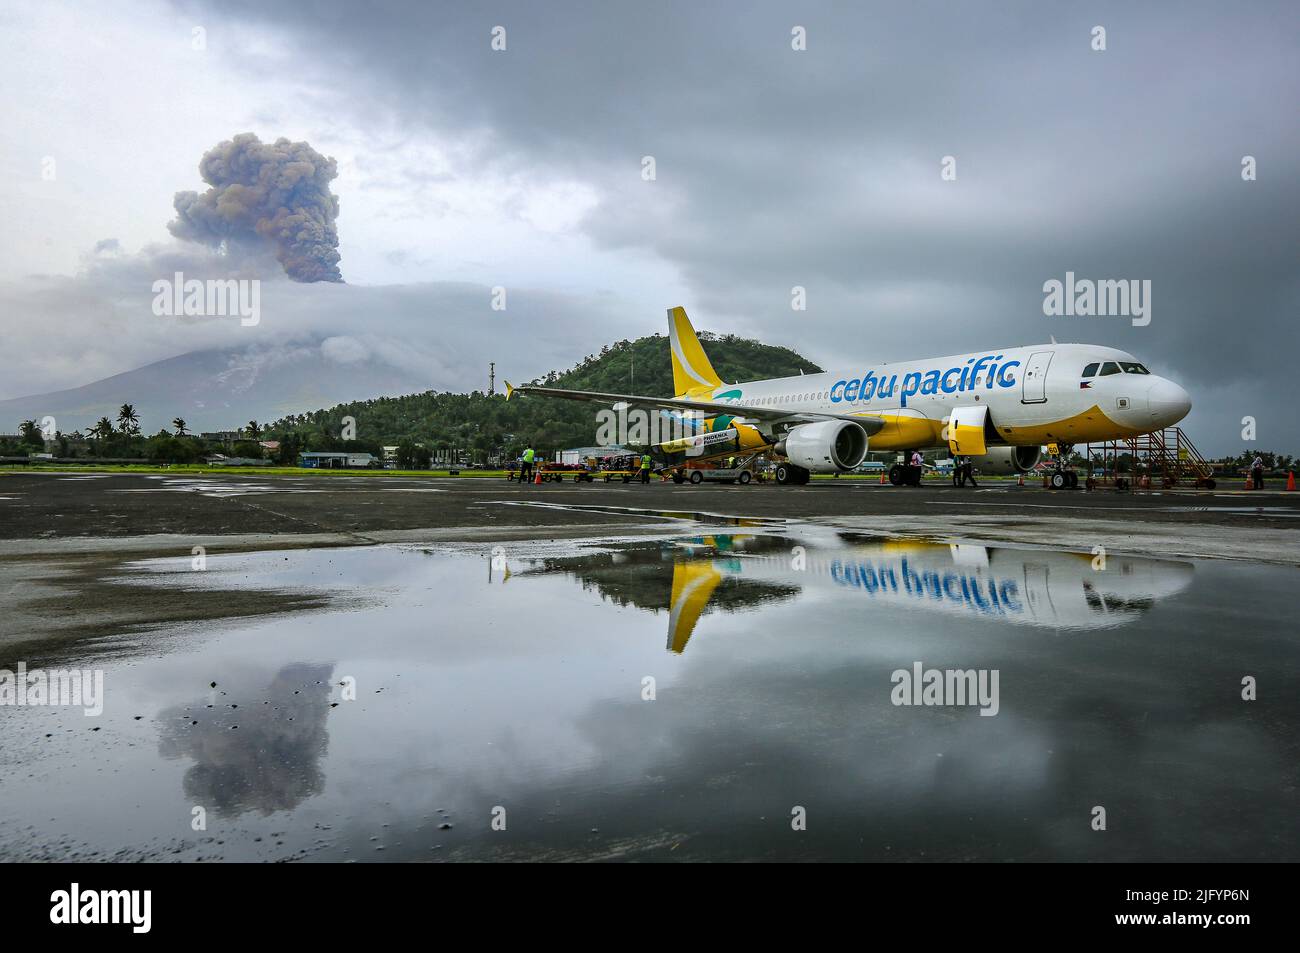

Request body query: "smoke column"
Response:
[170, 133, 343, 282]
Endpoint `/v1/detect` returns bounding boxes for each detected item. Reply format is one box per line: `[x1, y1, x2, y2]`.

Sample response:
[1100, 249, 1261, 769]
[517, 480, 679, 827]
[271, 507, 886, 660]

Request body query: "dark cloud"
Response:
[162, 0, 1300, 452]
[170, 133, 343, 282]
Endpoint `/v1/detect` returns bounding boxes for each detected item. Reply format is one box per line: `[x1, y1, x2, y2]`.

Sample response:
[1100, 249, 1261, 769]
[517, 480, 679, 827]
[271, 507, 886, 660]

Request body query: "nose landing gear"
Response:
[1047, 443, 1079, 488]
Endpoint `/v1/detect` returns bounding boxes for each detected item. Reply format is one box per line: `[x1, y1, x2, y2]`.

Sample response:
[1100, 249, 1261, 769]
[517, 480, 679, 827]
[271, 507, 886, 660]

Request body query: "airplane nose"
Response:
[1147, 378, 1191, 426]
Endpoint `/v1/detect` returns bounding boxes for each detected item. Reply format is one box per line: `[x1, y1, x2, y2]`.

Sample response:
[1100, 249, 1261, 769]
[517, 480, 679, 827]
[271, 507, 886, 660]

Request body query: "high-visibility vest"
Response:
[640, 455, 650, 469]
[523, 449, 534, 462]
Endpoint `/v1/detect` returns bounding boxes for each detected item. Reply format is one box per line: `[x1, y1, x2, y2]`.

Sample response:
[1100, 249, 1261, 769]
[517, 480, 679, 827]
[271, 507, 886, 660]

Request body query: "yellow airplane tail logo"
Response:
[668, 307, 723, 398]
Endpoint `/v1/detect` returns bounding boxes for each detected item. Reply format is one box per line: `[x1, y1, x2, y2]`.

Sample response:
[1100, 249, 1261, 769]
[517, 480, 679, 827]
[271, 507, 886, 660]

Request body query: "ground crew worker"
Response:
[727, 456, 736, 469]
[520, 446, 535, 484]
[640, 452, 652, 484]
[964, 457, 979, 488]
[951, 456, 963, 487]
[1252, 454, 1265, 490]
[910, 450, 924, 485]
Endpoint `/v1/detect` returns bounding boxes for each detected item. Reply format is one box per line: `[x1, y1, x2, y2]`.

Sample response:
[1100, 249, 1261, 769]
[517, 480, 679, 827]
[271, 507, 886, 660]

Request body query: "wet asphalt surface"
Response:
[1, 471, 1297, 862]
[3, 470, 1300, 539]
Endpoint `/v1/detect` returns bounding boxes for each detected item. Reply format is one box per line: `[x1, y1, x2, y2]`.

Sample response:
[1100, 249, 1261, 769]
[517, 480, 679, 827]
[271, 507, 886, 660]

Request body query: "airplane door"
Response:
[947, 404, 988, 455]
[1021, 351, 1053, 404]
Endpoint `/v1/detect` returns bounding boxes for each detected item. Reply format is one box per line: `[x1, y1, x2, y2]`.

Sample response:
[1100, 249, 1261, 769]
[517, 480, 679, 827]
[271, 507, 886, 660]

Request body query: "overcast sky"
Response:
[1, 0, 1296, 453]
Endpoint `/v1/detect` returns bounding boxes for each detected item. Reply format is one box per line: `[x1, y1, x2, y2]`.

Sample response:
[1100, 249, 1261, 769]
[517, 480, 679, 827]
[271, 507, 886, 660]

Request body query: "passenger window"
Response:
[1083, 363, 1099, 377]
[1099, 362, 1121, 376]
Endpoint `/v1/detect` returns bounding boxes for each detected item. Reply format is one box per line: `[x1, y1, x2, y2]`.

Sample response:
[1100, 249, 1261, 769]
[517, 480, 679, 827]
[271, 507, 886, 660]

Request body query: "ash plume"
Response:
[170, 133, 343, 282]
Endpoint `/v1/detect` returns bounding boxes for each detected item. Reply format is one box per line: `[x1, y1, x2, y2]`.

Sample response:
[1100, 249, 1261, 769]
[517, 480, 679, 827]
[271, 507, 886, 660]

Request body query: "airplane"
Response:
[506, 307, 1192, 487]
[662, 534, 1195, 653]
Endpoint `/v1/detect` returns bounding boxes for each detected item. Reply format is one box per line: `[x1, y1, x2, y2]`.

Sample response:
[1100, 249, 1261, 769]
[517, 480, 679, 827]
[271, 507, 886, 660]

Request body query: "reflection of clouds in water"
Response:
[157, 663, 334, 817]
[563, 659, 1292, 861]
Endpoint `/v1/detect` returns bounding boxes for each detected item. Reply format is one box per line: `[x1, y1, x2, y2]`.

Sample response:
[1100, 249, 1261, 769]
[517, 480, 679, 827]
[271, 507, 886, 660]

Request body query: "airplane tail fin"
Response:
[667, 307, 723, 397]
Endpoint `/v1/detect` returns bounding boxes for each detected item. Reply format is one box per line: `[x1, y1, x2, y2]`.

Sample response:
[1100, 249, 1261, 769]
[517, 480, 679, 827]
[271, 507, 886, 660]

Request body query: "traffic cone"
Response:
[879, 472, 886, 485]
[1244, 472, 1252, 490]
[534, 469, 542, 485]
[1287, 471, 1296, 491]
[1017, 473, 1024, 487]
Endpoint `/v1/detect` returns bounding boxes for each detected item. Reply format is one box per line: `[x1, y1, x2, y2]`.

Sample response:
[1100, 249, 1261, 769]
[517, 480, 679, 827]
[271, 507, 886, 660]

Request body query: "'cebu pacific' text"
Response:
[831, 355, 1020, 409]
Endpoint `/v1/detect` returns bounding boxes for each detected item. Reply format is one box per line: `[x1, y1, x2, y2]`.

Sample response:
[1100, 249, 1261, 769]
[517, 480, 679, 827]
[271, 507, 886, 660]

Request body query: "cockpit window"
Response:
[1082, 362, 1099, 378]
[1120, 362, 1150, 374]
[1099, 361, 1121, 376]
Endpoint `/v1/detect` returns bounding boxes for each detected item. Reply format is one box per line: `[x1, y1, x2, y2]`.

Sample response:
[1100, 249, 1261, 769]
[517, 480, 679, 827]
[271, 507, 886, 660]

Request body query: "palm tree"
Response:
[117, 403, 139, 435]
[172, 418, 188, 436]
[90, 417, 114, 440]
[246, 420, 260, 438]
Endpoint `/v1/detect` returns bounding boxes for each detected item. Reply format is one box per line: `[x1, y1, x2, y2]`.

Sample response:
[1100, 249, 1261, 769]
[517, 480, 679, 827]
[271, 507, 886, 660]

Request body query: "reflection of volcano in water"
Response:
[522, 535, 800, 618]
[157, 662, 334, 817]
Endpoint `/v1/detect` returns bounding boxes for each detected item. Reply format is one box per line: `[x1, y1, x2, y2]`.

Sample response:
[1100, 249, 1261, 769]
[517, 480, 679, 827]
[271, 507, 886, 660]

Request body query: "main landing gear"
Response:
[888, 463, 923, 486]
[774, 463, 810, 485]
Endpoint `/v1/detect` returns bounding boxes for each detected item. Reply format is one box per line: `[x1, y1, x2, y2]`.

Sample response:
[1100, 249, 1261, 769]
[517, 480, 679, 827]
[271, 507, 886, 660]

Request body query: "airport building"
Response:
[299, 451, 379, 469]
[556, 445, 626, 464]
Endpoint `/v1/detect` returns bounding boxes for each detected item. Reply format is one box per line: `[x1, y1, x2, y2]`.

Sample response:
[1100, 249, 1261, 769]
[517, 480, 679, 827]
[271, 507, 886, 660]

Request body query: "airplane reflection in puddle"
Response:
[514, 533, 1195, 653]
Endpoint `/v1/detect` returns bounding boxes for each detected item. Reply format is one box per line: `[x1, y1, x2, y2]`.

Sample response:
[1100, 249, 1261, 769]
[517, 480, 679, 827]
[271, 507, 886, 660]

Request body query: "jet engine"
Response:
[775, 421, 869, 473]
[973, 446, 1041, 474]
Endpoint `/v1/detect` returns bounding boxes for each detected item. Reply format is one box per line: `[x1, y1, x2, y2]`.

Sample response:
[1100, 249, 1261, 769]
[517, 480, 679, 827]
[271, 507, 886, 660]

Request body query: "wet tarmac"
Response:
[1, 521, 1296, 862]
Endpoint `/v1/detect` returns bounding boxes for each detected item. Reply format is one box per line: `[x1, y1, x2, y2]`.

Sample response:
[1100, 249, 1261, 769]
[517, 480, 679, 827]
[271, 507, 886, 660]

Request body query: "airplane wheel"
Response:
[1066, 472, 1078, 488]
[690, 470, 704, 484]
[798, 468, 811, 484]
[888, 465, 904, 486]
[738, 471, 752, 485]
[672, 473, 685, 484]
[1050, 472, 1067, 489]
[775, 464, 792, 485]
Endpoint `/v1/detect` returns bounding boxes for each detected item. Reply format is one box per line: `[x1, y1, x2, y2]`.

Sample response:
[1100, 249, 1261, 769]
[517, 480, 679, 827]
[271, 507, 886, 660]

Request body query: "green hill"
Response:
[264, 331, 822, 461]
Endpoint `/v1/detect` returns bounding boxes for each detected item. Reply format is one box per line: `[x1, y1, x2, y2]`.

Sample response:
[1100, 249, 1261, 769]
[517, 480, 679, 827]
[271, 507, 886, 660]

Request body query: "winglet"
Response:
[504, 381, 515, 400]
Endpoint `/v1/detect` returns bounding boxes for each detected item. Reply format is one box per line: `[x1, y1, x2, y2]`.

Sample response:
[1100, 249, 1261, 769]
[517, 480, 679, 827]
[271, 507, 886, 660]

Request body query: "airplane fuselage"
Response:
[697, 342, 1191, 450]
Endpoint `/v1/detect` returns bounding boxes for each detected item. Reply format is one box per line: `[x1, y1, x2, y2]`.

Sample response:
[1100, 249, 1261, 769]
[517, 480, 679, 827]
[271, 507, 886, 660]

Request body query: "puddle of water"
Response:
[1, 532, 1296, 861]
[1159, 506, 1300, 516]
[485, 500, 784, 527]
